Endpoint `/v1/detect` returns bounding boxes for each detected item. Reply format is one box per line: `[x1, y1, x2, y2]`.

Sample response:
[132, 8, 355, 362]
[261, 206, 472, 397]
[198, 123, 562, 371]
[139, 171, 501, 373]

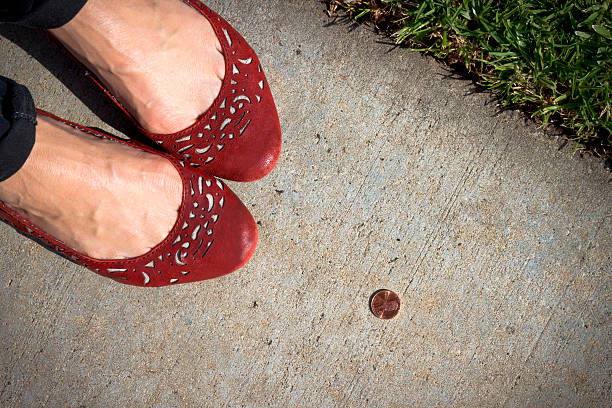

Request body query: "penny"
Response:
[370, 289, 401, 319]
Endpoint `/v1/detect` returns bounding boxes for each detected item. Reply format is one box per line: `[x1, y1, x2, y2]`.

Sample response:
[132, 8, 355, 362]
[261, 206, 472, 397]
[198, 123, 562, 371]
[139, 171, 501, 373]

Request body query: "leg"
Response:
[0, 78, 182, 259]
[50, 0, 225, 134]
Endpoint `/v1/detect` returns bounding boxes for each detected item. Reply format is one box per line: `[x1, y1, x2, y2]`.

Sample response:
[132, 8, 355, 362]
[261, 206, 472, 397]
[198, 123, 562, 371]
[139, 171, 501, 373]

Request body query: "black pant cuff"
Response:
[0, 120, 36, 182]
[3, 0, 89, 29]
[0, 76, 37, 182]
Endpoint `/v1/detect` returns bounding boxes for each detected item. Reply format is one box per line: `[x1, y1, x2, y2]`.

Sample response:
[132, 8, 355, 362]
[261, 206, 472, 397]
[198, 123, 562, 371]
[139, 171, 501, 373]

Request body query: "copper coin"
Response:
[370, 289, 401, 319]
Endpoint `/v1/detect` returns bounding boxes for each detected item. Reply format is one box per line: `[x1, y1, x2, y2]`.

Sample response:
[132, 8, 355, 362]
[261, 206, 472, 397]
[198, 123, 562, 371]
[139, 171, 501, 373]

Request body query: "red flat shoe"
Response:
[0, 110, 258, 287]
[53, 0, 282, 182]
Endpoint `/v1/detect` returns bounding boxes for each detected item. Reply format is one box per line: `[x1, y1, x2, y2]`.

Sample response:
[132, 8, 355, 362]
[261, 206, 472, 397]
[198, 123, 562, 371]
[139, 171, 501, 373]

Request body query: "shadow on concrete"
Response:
[0, 24, 144, 141]
[322, 12, 540, 122]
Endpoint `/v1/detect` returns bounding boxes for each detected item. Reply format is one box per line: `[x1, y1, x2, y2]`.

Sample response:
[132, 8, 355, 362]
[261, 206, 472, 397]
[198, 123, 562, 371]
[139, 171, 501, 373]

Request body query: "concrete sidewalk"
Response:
[1, 1, 610, 407]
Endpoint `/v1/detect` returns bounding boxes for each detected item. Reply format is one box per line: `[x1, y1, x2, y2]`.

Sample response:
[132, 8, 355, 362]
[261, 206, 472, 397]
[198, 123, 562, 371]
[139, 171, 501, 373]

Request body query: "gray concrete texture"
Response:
[0, 0, 610, 407]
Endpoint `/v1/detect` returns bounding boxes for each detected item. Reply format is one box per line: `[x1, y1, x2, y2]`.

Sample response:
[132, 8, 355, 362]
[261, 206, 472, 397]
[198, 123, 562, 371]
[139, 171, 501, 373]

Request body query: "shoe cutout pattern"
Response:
[144, 0, 282, 181]
[0, 110, 257, 287]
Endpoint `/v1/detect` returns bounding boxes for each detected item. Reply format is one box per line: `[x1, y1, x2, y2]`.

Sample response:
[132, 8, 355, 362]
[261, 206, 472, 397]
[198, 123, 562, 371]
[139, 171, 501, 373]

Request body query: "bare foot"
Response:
[0, 115, 182, 259]
[50, 0, 225, 134]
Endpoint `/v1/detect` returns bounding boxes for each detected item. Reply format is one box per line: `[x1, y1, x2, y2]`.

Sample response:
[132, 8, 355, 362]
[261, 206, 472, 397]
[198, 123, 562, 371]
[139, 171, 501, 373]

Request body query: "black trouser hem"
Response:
[1, 0, 89, 29]
[0, 76, 37, 182]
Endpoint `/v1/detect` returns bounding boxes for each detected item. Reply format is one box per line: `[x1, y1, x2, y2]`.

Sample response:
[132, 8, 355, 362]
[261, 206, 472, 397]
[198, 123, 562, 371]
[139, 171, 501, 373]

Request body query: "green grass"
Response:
[325, 0, 612, 160]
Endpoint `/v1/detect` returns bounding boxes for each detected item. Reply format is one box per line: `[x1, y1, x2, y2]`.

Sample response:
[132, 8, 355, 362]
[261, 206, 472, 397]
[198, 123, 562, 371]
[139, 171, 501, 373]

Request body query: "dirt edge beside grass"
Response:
[323, 0, 612, 165]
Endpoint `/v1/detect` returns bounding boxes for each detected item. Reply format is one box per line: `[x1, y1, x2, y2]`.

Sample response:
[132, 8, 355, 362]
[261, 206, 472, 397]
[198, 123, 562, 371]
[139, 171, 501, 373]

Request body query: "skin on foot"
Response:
[0, 115, 183, 259]
[50, 0, 225, 134]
